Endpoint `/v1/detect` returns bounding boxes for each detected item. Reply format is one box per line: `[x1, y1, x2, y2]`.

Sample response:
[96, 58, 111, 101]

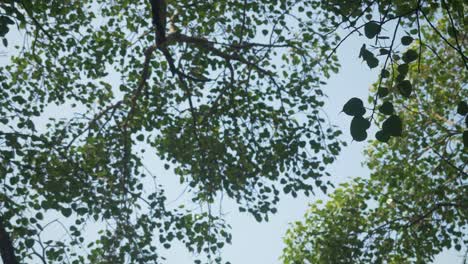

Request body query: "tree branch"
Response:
[0, 216, 18, 264]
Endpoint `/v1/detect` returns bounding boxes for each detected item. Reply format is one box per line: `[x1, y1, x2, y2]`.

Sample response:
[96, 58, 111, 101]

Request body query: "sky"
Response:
[0, 9, 466, 264]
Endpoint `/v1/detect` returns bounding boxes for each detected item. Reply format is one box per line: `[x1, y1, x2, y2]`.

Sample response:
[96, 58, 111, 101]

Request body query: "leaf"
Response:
[25, 239, 35, 248]
[61, 208, 72, 217]
[397, 80, 412, 98]
[0, 24, 8, 37]
[350, 116, 370, 142]
[397, 64, 409, 76]
[379, 48, 389, 55]
[401, 36, 413, 45]
[342, 98, 365, 116]
[35, 212, 44, 220]
[375, 130, 390, 142]
[364, 22, 381, 39]
[351, 116, 371, 130]
[381, 69, 390, 78]
[76, 207, 88, 215]
[379, 102, 394, 115]
[457, 101, 467, 115]
[402, 49, 418, 63]
[0, 16, 14, 25]
[382, 115, 403, 137]
[366, 56, 379, 69]
[359, 44, 379, 69]
[377, 87, 389, 98]
[351, 130, 367, 142]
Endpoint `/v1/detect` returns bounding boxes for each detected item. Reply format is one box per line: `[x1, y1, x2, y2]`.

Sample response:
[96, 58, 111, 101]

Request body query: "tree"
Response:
[0, 0, 466, 263]
[281, 20, 467, 264]
[1, 1, 344, 263]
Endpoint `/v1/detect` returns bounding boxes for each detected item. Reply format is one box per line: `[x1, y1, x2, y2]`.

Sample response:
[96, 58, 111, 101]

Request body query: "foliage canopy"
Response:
[0, 0, 466, 263]
[282, 19, 467, 264]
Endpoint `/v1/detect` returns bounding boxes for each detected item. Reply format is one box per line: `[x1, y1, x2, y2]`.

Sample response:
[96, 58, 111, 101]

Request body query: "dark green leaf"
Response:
[351, 116, 371, 130]
[343, 98, 365, 116]
[351, 129, 367, 142]
[397, 80, 412, 98]
[381, 69, 390, 78]
[350, 116, 370, 142]
[457, 101, 467, 115]
[61, 208, 72, 218]
[366, 56, 379, 69]
[401, 36, 414, 45]
[379, 102, 394, 115]
[397, 64, 409, 75]
[402, 49, 418, 63]
[25, 239, 35, 248]
[382, 115, 403, 137]
[375, 130, 390, 142]
[378, 87, 389, 98]
[364, 22, 381, 39]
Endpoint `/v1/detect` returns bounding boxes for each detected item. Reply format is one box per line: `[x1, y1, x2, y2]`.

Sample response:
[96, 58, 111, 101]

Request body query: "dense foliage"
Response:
[1, 1, 344, 263]
[0, 0, 466, 263]
[282, 22, 467, 263]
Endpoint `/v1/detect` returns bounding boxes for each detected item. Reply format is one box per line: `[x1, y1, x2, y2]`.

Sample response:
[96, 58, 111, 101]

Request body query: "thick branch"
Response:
[149, 0, 166, 45]
[0, 216, 18, 264]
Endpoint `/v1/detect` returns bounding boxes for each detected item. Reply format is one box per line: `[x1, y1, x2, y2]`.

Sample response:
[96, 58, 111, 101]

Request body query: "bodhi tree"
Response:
[0, 0, 466, 263]
[281, 19, 467, 264]
[1, 0, 344, 263]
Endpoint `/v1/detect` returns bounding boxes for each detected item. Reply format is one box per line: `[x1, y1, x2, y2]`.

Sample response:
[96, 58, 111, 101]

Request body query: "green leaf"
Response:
[364, 22, 381, 39]
[402, 49, 418, 63]
[379, 102, 394, 115]
[379, 48, 389, 55]
[377, 87, 389, 98]
[61, 208, 72, 218]
[350, 116, 370, 142]
[366, 56, 379, 69]
[382, 115, 403, 137]
[359, 44, 379, 68]
[375, 130, 390, 142]
[351, 116, 371, 130]
[397, 80, 412, 98]
[401, 36, 413, 45]
[0, 16, 14, 25]
[35, 212, 44, 220]
[457, 101, 467, 115]
[351, 129, 367, 142]
[397, 64, 409, 76]
[343, 98, 365, 117]
[381, 69, 390, 78]
[25, 239, 35, 248]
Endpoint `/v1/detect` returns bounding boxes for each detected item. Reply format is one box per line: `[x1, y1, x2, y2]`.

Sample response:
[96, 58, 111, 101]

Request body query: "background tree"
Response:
[281, 20, 467, 264]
